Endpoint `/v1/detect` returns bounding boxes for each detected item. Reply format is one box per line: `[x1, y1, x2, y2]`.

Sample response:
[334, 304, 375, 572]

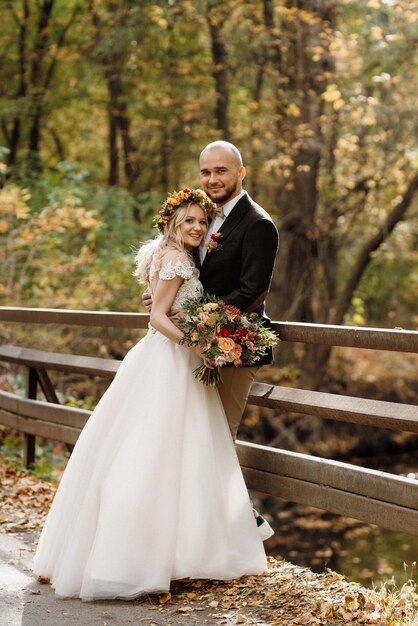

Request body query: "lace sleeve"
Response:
[158, 259, 195, 281]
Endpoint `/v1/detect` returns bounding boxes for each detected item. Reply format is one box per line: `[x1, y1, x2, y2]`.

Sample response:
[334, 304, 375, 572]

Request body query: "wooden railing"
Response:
[0, 306, 418, 537]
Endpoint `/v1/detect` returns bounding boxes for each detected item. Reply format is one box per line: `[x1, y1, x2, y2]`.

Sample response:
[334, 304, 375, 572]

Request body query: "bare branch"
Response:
[1, 120, 11, 145]
[331, 170, 418, 325]
[5, 0, 23, 27]
[43, 4, 81, 91]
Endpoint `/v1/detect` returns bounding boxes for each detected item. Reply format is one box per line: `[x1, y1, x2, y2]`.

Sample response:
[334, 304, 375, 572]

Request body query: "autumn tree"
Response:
[86, 0, 148, 190]
[229, 0, 418, 386]
[0, 0, 80, 172]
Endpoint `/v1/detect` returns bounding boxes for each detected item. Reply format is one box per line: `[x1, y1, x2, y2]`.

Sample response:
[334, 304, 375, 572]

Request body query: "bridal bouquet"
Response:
[176, 294, 279, 386]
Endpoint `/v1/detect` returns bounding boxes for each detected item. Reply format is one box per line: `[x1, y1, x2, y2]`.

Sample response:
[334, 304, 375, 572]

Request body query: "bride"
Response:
[33, 188, 267, 601]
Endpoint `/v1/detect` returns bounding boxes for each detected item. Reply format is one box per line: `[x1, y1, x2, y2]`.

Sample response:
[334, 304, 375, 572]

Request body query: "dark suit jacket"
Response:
[194, 192, 279, 365]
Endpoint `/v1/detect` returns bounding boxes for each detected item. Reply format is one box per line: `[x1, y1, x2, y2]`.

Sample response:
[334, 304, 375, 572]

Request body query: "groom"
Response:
[197, 141, 279, 441]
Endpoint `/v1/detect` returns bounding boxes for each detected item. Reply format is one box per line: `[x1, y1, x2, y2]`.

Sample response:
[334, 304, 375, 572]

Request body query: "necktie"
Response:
[213, 205, 224, 219]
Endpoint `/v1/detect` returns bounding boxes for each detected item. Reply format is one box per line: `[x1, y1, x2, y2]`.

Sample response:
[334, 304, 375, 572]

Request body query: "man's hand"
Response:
[142, 290, 152, 312]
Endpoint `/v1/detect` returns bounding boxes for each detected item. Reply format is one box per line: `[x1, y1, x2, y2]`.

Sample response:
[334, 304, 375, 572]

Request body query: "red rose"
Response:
[218, 328, 231, 337]
[182, 187, 191, 193]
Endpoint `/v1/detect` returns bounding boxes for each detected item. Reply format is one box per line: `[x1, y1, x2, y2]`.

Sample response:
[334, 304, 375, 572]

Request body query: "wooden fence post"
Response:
[23, 367, 37, 468]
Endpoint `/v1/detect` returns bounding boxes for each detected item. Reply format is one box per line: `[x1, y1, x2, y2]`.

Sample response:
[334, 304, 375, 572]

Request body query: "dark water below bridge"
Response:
[263, 502, 418, 590]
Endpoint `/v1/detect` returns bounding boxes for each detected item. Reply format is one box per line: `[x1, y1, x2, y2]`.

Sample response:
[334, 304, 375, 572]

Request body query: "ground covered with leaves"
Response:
[1, 457, 417, 625]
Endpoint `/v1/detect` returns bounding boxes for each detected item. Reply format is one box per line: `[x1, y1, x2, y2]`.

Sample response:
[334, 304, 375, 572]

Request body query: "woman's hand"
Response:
[189, 345, 215, 369]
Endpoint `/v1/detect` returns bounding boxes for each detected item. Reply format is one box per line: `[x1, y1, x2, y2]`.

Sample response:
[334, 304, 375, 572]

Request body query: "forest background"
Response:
[0, 0, 417, 431]
[0, 0, 418, 587]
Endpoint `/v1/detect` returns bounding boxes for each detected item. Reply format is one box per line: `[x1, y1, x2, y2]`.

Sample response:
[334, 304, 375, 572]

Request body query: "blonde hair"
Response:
[134, 203, 206, 284]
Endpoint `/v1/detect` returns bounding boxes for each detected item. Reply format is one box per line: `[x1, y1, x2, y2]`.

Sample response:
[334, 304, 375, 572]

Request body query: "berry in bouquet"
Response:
[175, 294, 279, 386]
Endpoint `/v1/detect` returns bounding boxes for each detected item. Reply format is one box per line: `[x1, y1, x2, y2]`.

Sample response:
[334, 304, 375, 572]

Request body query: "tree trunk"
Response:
[268, 1, 334, 325]
[105, 69, 120, 186]
[88, 1, 140, 192]
[12, 0, 78, 172]
[263, 1, 336, 383]
[206, 6, 230, 139]
[47, 127, 65, 162]
[118, 102, 140, 191]
[26, 0, 56, 172]
[8, 0, 29, 166]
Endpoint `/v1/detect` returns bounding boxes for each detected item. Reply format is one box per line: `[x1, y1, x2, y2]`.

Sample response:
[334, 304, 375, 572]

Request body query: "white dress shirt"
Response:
[200, 190, 246, 263]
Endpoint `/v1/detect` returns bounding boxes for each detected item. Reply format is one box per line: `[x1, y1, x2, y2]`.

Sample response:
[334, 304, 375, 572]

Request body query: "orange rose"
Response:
[232, 344, 242, 358]
[217, 337, 235, 352]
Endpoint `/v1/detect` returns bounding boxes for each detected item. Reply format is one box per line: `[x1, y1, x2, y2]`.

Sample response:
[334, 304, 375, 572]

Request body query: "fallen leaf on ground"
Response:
[1, 456, 417, 626]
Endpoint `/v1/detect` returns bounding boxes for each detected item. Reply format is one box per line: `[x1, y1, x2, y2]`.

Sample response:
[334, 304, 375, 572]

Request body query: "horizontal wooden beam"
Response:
[0, 391, 89, 430]
[2, 395, 417, 536]
[0, 345, 120, 379]
[0, 307, 150, 329]
[249, 382, 418, 433]
[237, 441, 418, 510]
[0, 410, 81, 446]
[275, 321, 418, 353]
[242, 466, 418, 536]
[1, 351, 417, 434]
[237, 442, 418, 536]
[0, 307, 417, 352]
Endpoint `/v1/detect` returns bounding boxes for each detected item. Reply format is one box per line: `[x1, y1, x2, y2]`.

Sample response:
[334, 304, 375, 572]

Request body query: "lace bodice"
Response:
[149, 257, 203, 310]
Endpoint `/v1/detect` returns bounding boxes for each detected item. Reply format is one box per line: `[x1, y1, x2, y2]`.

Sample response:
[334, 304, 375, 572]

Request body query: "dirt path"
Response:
[0, 529, 389, 626]
[1, 459, 416, 625]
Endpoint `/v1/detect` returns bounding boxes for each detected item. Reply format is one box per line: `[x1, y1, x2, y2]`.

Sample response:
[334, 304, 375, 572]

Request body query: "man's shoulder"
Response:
[241, 194, 276, 226]
[238, 194, 277, 232]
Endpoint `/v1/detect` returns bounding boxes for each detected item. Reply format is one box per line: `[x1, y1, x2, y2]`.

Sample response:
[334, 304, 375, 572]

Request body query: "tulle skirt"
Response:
[33, 328, 267, 600]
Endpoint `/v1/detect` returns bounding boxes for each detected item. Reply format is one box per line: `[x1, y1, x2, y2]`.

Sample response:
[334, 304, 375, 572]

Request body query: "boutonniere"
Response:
[206, 232, 223, 254]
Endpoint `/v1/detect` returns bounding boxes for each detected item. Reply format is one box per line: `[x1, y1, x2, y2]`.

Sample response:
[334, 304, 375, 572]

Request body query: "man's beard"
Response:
[207, 183, 238, 205]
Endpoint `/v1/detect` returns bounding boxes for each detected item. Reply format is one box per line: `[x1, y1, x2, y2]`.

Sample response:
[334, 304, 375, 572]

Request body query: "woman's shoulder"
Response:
[160, 248, 190, 264]
[158, 250, 195, 280]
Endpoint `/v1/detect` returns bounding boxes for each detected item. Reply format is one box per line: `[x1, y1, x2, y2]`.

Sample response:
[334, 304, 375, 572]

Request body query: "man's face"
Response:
[199, 148, 245, 206]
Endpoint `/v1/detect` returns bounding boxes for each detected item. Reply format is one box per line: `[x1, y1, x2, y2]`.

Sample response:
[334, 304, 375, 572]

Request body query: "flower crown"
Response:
[155, 188, 215, 233]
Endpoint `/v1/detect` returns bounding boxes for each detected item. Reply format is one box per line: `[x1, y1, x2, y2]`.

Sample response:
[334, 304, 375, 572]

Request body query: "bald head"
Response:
[199, 141, 246, 206]
[200, 141, 243, 167]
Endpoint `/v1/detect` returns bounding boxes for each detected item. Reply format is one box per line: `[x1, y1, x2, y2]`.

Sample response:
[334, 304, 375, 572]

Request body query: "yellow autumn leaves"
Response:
[0, 183, 102, 303]
[0, 186, 31, 233]
[0, 185, 100, 238]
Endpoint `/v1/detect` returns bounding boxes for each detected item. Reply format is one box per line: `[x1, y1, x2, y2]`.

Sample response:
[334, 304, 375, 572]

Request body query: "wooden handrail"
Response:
[0, 307, 149, 329]
[1, 388, 417, 537]
[1, 346, 417, 433]
[0, 345, 120, 379]
[249, 382, 418, 433]
[0, 306, 417, 352]
[0, 306, 417, 537]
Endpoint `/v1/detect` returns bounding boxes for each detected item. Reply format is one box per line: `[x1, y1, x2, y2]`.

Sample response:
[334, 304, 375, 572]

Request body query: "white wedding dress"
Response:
[33, 257, 267, 600]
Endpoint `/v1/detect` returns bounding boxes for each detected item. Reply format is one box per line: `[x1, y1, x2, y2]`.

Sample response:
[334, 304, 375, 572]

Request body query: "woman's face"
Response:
[178, 203, 207, 251]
